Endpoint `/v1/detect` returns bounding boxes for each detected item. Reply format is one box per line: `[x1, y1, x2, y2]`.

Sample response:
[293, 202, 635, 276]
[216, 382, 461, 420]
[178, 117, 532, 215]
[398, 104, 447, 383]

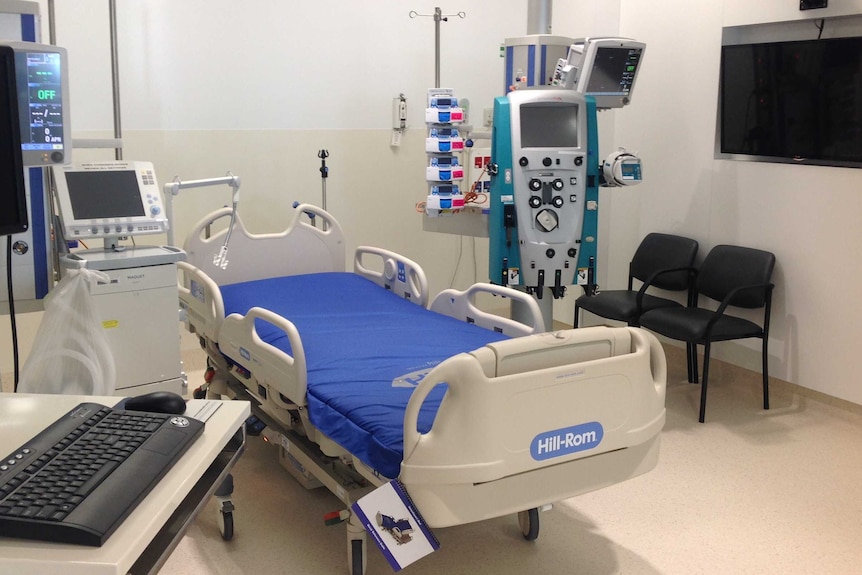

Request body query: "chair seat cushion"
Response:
[639, 307, 764, 342]
[576, 290, 683, 324]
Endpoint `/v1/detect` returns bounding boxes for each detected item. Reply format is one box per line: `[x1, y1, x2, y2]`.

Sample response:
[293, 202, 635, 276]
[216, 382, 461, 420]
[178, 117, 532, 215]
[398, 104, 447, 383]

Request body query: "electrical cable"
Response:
[449, 236, 464, 288]
[6, 236, 19, 391]
[816, 18, 825, 40]
[448, 165, 489, 286]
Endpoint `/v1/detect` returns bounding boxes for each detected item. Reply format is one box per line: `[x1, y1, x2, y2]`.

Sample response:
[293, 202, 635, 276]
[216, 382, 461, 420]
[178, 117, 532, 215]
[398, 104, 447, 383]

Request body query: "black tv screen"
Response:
[720, 37, 862, 167]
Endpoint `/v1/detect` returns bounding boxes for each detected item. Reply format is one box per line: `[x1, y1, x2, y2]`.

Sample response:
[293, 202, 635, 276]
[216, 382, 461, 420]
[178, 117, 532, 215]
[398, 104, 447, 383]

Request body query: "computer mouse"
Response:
[123, 391, 187, 415]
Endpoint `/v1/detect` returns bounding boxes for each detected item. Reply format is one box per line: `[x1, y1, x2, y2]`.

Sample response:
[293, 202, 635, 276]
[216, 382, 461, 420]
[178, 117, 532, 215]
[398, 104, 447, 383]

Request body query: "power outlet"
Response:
[483, 108, 493, 127]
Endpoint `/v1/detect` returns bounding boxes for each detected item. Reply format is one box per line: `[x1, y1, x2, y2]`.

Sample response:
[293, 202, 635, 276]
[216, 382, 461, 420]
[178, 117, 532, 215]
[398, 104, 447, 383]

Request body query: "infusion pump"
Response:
[602, 149, 643, 187]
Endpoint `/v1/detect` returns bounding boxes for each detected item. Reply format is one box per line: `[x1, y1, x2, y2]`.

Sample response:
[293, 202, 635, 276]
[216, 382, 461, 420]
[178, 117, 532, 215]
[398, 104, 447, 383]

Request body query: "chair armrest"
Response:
[705, 282, 775, 334]
[634, 266, 698, 313]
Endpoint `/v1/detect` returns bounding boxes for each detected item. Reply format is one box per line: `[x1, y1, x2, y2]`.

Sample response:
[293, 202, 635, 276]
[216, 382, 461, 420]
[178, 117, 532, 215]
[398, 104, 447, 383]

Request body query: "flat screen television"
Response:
[720, 36, 862, 167]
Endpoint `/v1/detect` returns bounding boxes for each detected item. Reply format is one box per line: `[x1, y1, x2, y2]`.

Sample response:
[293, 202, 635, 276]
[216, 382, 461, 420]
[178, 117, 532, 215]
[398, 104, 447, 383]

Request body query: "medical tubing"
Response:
[20, 269, 116, 394]
[27, 348, 104, 395]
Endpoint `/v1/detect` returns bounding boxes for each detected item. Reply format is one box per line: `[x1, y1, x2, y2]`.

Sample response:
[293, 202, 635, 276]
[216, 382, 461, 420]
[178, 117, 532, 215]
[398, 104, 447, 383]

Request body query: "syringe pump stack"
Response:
[424, 89, 466, 217]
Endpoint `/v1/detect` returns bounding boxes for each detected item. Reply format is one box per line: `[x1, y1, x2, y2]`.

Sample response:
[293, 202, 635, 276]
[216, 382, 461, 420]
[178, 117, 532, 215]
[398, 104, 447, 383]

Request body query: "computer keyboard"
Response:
[0, 402, 204, 546]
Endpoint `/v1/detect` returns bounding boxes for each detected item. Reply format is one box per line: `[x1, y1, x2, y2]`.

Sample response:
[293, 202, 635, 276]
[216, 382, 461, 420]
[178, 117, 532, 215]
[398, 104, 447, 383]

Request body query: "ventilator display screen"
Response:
[64, 170, 146, 219]
[520, 103, 578, 148]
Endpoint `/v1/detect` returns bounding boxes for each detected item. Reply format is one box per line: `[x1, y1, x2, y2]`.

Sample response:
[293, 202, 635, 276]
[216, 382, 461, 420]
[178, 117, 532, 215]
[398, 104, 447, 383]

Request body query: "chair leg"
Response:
[687, 342, 699, 383]
[573, 304, 580, 328]
[762, 336, 770, 410]
[699, 342, 711, 423]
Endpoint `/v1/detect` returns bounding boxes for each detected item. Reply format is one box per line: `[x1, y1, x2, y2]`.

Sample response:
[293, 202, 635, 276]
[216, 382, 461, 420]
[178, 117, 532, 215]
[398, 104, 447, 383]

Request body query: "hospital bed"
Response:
[178, 204, 667, 574]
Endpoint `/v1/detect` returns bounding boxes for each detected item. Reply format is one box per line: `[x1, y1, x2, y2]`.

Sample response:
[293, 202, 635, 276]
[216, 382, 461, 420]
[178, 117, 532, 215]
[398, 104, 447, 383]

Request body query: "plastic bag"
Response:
[18, 267, 117, 395]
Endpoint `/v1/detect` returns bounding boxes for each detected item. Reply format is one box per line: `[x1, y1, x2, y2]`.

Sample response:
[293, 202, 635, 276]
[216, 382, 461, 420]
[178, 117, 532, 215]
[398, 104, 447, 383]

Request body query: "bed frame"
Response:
[178, 204, 666, 574]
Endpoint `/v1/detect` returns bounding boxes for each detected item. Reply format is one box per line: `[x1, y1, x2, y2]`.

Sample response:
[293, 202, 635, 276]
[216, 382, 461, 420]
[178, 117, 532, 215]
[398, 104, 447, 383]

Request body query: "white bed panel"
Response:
[178, 260, 225, 342]
[183, 203, 346, 286]
[353, 246, 429, 307]
[407, 434, 660, 528]
[429, 283, 546, 336]
[217, 306, 309, 408]
[399, 326, 666, 527]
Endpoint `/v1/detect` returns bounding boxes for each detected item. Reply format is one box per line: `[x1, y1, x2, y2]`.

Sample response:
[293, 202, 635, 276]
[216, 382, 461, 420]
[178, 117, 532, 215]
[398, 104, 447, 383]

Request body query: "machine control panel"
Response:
[506, 89, 589, 290]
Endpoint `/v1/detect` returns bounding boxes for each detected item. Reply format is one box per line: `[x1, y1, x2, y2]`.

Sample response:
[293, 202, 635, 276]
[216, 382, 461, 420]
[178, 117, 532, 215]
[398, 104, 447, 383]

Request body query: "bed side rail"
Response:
[217, 306, 309, 408]
[178, 260, 225, 342]
[429, 283, 545, 336]
[353, 246, 429, 307]
[184, 203, 346, 285]
[401, 326, 666, 486]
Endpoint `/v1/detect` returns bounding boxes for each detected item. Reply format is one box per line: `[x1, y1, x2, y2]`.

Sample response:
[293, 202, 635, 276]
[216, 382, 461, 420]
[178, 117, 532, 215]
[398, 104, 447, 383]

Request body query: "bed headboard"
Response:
[183, 203, 346, 285]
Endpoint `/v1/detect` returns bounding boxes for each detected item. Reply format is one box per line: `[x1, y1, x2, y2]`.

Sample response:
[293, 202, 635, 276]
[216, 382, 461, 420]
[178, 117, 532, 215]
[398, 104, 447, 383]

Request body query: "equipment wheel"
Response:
[518, 508, 540, 541]
[218, 510, 234, 541]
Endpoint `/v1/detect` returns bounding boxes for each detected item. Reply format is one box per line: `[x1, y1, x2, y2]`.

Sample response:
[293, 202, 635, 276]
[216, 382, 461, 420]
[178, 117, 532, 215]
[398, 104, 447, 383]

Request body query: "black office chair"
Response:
[638, 245, 775, 423]
[573, 232, 699, 328]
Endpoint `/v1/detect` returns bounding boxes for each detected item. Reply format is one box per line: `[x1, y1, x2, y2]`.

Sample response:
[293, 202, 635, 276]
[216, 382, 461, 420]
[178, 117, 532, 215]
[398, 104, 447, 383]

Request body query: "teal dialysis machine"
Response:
[489, 37, 646, 300]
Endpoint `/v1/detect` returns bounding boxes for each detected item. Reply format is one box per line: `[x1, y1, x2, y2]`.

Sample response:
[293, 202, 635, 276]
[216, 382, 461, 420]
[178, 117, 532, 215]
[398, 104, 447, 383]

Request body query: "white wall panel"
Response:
[52, 0, 528, 131]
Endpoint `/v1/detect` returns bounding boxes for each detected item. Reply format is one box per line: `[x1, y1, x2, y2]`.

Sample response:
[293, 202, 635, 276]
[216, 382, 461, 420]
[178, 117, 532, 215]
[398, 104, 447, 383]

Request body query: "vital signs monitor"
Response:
[554, 37, 646, 109]
[0, 41, 72, 166]
[53, 161, 169, 241]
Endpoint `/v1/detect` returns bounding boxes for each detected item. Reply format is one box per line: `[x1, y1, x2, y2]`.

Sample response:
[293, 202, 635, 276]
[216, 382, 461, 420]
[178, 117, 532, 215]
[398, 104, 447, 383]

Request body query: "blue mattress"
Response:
[220, 272, 509, 479]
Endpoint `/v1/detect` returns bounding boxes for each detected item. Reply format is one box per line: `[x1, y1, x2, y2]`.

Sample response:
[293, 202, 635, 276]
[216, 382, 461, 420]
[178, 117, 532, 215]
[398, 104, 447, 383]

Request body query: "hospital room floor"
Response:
[161, 344, 862, 575]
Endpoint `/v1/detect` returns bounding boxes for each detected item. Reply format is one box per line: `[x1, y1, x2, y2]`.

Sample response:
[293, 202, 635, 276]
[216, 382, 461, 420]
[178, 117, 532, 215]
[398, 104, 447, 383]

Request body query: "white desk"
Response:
[0, 393, 250, 575]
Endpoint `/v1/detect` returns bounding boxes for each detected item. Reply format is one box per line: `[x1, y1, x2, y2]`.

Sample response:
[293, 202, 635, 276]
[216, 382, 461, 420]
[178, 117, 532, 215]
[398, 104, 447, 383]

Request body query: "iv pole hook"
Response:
[409, 7, 466, 88]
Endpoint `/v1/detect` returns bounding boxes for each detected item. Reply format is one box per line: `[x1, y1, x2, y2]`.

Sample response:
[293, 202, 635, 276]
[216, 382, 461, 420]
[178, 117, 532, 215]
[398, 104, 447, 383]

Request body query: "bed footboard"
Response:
[429, 283, 545, 336]
[354, 246, 428, 307]
[399, 326, 666, 527]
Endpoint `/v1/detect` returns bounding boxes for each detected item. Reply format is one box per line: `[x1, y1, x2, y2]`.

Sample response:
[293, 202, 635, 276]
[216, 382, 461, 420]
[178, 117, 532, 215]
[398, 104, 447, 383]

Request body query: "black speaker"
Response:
[800, 0, 828, 10]
[0, 45, 27, 236]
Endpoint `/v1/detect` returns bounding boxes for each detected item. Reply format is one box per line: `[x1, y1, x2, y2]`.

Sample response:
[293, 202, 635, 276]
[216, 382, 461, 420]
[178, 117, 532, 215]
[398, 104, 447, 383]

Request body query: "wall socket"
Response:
[483, 108, 493, 127]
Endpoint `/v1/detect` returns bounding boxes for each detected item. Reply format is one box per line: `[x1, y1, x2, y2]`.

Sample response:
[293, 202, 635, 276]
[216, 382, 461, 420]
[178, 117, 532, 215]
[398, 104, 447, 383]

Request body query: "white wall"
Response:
[44, 0, 534, 299]
[5, 0, 862, 406]
[613, 0, 862, 405]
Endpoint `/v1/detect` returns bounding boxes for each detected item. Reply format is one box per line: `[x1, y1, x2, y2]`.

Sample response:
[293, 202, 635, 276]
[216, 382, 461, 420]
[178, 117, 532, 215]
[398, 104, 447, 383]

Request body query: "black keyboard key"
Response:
[74, 460, 119, 497]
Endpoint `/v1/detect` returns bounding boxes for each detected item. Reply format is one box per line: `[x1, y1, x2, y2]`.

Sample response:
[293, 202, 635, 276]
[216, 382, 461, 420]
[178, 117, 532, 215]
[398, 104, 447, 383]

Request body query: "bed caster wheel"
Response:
[215, 474, 235, 541]
[218, 508, 234, 541]
[518, 508, 540, 541]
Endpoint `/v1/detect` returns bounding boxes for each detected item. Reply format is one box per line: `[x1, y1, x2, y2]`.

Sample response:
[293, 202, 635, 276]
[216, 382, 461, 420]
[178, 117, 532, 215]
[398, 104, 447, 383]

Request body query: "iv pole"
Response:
[318, 150, 329, 231]
[409, 7, 466, 88]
